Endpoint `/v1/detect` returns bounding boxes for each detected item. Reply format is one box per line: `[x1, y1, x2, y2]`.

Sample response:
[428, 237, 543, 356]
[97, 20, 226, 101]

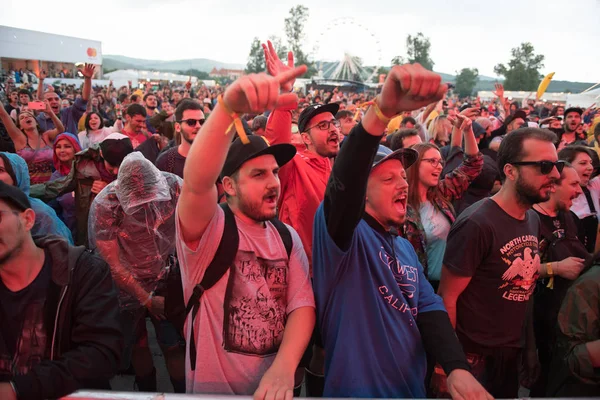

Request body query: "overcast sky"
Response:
[2, 0, 599, 82]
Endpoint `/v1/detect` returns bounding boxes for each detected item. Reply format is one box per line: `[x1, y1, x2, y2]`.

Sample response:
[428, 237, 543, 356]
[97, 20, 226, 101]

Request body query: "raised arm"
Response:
[80, 64, 95, 102]
[177, 66, 307, 248]
[36, 69, 47, 100]
[262, 40, 296, 146]
[0, 102, 26, 150]
[324, 64, 448, 249]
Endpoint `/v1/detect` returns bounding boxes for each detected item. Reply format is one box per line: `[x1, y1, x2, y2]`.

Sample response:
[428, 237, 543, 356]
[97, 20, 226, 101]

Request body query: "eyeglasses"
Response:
[0, 210, 19, 224]
[510, 160, 565, 175]
[421, 158, 445, 168]
[178, 118, 205, 127]
[304, 119, 341, 132]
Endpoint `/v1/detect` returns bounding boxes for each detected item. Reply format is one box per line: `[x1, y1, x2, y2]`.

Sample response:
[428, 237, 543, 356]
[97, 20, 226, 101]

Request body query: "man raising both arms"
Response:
[312, 63, 491, 399]
[176, 65, 315, 398]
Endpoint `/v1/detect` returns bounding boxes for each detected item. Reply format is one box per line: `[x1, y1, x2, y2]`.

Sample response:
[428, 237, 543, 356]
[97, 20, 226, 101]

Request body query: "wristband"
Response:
[546, 262, 555, 289]
[217, 95, 249, 144]
[360, 99, 397, 125]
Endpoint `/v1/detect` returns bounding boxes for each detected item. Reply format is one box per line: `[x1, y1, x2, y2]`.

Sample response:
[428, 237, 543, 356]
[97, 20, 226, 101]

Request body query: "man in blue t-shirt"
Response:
[312, 64, 491, 399]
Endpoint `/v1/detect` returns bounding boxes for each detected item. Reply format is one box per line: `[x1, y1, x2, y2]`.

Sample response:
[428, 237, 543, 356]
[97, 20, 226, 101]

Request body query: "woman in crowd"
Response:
[78, 111, 123, 149]
[558, 146, 600, 252]
[50, 132, 82, 235]
[403, 115, 483, 289]
[0, 100, 63, 184]
[427, 115, 453, 147]
[0, 151, 73, 243]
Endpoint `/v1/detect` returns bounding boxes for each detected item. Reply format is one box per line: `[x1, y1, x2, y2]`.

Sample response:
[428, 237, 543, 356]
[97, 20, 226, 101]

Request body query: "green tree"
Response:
[268, 35, 289, 61]
[392, 33, 434, 70]
[284, 5, 317, 77]
[391, 56, 405, 66]
[245, 37, 266, 74]
[372, 66, 390, 84]
[454, 68, 479, 98]
[178, 69, 210, 80]
[494, 42, 545, 91]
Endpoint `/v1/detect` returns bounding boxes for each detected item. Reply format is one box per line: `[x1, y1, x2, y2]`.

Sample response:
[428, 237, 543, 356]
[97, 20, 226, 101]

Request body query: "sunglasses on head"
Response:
[510, 160, 565, 175]
[178, 118, 205, 126]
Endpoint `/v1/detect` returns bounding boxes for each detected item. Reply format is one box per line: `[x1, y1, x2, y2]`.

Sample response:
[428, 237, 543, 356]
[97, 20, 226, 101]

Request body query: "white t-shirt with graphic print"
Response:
[176, 206, 315, 394]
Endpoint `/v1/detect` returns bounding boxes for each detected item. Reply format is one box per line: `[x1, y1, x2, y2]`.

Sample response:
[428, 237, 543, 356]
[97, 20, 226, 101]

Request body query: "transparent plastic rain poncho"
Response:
[1, 152, 73, 244]
[88, 152, 183, 310]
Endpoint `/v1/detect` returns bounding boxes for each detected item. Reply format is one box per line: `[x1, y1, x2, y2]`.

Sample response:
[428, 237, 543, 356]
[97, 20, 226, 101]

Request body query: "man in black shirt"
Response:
[0, 182, 122, 399]
[156, 99, 204, 178]
[531, 163, 589, 395]
[439, 127, 563, 397]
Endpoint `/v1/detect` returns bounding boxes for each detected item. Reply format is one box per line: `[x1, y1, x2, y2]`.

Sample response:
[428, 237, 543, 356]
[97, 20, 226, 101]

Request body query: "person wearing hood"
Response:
[89, 152, 185, 393]
[0, 152, 73, 243]
[29, 133, 134, 246]
[50, 133, 82, 235]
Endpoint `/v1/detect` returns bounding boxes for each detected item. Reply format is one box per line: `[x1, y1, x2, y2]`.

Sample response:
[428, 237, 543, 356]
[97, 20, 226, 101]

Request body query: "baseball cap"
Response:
[252, 115, 268, 131]
[298, 103, 340, 133]
[100, 133, 134, 167]
[372, 145, 418, 171]
[221, 135, 297, 179]
[0, 181, 31, 212]
[564, 107, 583, 117]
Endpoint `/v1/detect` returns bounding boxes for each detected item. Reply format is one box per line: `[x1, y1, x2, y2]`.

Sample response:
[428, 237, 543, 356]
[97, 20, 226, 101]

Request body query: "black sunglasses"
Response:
[510, 160, 565, 175]
[178, 118, 205, 126]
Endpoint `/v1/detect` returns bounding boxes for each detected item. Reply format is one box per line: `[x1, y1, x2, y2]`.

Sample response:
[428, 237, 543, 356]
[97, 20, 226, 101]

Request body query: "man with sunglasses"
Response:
[439, 128, 563, 397]
[156, 99, 204, 178]
[261, 41, 341, 396]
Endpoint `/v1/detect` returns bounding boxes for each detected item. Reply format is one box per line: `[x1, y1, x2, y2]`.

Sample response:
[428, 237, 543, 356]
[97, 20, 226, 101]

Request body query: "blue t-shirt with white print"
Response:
[312, 203, 446, 398]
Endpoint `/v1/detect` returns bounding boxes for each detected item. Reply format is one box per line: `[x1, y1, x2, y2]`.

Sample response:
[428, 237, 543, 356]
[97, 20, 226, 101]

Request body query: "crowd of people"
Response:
[1, 39, 600, 400]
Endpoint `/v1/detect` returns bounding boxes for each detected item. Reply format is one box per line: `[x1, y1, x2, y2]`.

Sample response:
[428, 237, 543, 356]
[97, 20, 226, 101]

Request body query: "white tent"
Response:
[103, 69, 198, 88]
[566, 87, 600, 108]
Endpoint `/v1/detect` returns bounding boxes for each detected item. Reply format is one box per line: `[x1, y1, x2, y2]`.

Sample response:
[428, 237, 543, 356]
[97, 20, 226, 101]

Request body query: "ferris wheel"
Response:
[312, 17, 383, 83]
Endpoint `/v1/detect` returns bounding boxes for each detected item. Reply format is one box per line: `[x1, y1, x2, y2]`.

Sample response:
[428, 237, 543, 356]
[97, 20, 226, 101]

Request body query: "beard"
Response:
[0, 226, 25, 266]
[181, 130, 195, 144]
[515, 174, 551, 206]
[237, 188, 278, 222]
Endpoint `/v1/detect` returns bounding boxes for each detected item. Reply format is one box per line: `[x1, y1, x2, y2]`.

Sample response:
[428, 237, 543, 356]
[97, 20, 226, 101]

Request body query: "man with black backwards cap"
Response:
[0, 181, 122, 400]
[312, 64, 490, 399]
[557, 107, 586, 150]
[30, 133, 134, 246]
[176, 64, 315, 397]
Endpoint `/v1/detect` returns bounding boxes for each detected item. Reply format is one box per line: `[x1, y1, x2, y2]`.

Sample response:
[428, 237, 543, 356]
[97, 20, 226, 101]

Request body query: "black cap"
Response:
[564, 107, 583, 117]
[373, 145, 418, 170]
[298, 103, 340, 133]
[0, 181, 31, 212]
[221, 135, 297, 179]
[100, 133, 134, 167]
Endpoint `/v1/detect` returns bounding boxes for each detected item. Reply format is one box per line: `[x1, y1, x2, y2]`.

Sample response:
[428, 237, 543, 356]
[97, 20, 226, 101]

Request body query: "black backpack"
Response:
[165, 203, 293, 370]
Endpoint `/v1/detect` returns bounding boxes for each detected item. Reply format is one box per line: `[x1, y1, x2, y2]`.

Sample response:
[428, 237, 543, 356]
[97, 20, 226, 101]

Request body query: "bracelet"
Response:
[360, 98, 397, 125]
[545, 262, 554, 277]
[217, 94, 249, 144]
[546, 262, 556, 290]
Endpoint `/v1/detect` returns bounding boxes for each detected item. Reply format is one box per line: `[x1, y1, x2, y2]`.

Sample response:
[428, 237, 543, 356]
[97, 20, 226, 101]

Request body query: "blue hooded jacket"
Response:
[1, 152, 73, 244]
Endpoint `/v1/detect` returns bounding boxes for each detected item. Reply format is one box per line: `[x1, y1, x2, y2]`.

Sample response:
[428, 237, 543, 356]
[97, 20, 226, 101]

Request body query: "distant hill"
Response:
[103, 55, 593, 93]
[103, 55, 244, 73]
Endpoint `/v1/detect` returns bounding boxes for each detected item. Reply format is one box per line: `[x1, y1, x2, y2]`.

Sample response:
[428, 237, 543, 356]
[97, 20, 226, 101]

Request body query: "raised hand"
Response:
[39, 69, 47, 80]
[262, 40, 295, 92]
[222, 66, 307, 115]
[79, 63, 96, 79]
[378, 63, 447, 117]
[493, 83, 504, 99]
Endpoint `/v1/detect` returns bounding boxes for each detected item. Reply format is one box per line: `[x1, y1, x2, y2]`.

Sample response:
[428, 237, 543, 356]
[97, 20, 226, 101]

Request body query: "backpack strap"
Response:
[187, 203, 238, 370]
[583, 186, 597, 214]
[270, 218, 293, 258]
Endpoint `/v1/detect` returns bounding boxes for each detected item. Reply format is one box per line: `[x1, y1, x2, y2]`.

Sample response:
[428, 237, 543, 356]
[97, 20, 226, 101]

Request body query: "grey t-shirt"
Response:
[175, 206, 315, 394]
[444, 198, 541, 349]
